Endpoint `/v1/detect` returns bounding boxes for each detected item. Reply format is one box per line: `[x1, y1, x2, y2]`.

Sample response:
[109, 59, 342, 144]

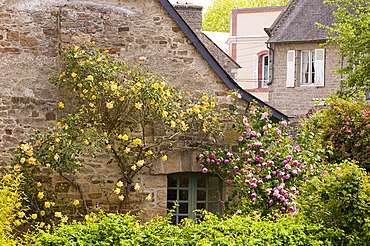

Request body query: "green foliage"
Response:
[298, 161, 370, 245]
[319, 0, 370, 90]
[33, 211, 343, 246]
[202, 0, 289, 32]
[0, 170, 27, 244]
[302, 93, 370, 170]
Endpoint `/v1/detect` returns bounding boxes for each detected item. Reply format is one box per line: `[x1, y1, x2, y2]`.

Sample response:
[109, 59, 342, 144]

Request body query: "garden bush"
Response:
[303, 93, 370, 170]
[298, 160, 370, 245]
[34, 211, 344, 246]
[0, 170, 27, 245]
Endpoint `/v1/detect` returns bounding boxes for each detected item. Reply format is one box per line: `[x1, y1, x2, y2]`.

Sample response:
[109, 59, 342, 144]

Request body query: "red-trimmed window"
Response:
[253, 50, 269, 89]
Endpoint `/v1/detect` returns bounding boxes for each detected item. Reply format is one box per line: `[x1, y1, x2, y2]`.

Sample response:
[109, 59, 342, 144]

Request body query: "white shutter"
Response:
[315, 48, 325, 86]
[286, 50, 295, 87]
[253, 54, 258, 88]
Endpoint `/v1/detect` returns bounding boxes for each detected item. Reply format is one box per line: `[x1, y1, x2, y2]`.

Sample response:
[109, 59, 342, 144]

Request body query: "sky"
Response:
[168, 0, 213, 10]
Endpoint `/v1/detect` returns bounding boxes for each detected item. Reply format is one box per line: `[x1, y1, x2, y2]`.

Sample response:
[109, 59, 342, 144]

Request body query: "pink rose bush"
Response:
[197, 104, 320, 217]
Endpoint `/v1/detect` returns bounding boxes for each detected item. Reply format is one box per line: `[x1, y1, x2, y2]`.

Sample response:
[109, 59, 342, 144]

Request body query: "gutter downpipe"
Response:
[266, 42, 274, 86]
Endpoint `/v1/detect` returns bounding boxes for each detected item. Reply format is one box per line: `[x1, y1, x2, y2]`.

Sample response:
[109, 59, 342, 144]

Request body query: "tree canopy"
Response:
[202, 0, 289, 32]
[320, 0, 370, 91]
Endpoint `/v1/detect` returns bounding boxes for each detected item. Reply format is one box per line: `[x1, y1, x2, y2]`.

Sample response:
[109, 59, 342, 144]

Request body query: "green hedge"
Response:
[34, 212, 343, 246]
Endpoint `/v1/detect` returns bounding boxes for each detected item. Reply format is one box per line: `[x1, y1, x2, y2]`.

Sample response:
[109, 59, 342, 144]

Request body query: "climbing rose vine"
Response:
[198, 104, 321, 218]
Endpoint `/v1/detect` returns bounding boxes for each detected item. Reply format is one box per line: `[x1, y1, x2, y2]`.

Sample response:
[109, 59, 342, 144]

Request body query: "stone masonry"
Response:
[0, 0, 240, 220]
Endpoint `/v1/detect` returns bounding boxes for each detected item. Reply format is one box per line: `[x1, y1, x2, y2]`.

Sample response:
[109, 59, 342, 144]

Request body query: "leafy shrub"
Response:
[298, 160, 370, 245]
[304, 94, 370, 170]
[0, 170, 27, 244]
[34, 211, 343, 246]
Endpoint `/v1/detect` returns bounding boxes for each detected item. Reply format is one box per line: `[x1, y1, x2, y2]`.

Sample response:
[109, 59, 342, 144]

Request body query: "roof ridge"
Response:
[268, 0, 298, 37]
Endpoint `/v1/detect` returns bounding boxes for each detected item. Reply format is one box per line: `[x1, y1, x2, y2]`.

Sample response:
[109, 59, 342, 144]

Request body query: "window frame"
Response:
[167, 173, 223, 225]
[300, 50, 316, 85]
[261, 54, 269, 88]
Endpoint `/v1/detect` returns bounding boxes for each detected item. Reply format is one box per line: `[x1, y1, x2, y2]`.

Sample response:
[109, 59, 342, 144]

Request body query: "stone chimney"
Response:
[173, 2, 203, 32]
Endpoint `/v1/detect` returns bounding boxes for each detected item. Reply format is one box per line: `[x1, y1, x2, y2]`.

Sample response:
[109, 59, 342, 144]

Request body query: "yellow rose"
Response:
[37, 182, 42, 187]
[145, 150, 153, 156]
[134, 183, 140, 191]
[118, 195, 124, 201]
[20, 158, 26, 164]
[55, 212, 62, 218]
[37, 192, 44, 199]
[71, 72, 77, 78]
[135, 102, 142, 110]
[122, 134, 128, 141]
[124, 147, 130, 153]
[58, 102, 65, 108]
[117, 181, 123, 187]
[87, 75, 93, 81]
[3, 174, 11, 181]
[162, 155, 168, 161]
[114, 188, 120, 194]
[18, 211, 25, 218]
[40, 210, 45, 216]
[136, 160, 144, 167]
[73, 200, 79, 206]
[106, 102, 113, 109]
[132, 138, 142, 146]
[31, 214, 37, 220]
[146, 194, 152, 201]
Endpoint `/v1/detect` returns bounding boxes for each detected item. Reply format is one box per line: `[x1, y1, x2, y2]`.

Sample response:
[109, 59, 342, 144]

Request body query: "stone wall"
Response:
[0, 0, 240, 219]
[268, 42, 341, 117]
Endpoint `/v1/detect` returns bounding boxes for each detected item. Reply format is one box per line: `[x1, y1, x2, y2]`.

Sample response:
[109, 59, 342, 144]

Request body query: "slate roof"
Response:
[266, 0, 337, 43]
[158, 0, 288, 121]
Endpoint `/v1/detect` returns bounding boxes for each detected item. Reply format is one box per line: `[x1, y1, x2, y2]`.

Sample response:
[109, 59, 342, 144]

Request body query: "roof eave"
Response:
[266, 38, 328, 44]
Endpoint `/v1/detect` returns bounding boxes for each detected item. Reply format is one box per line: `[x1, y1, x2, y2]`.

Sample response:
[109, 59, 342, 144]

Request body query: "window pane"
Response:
[179, 203, 188, 214]
[179, 190, 188, 201]
[208, 202, 219, 214]
[302, 52, 310, 84]
[197, 190, 206, 201]
[171, 215, 177, 225]
[168, 189, 177, 200]
[208, 188, 219, 202]
[168, 176, 177, 187]
[263, 55, 269, 86]
[197, 177, 206, 188]
[167, 201, 176, 210]
[208, 177, 218, 187]
[197, 203, 206, 210]
[311, 52, 315, 83]
[179, 177, 189, 187]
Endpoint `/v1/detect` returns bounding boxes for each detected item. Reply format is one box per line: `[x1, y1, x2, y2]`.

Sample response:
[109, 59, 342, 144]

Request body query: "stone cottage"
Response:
[0, 0, 287, 223]
[265, 0, 342, 117]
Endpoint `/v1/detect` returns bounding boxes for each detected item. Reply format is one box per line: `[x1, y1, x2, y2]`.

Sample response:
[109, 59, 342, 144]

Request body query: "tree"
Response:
[319, 0, 370, 91]
[202, 0, 289, 32]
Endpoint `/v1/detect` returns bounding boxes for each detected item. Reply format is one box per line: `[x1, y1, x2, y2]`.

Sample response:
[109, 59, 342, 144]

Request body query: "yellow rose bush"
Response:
[46, 44, 228, 205]
[4, 44, 230, 233]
